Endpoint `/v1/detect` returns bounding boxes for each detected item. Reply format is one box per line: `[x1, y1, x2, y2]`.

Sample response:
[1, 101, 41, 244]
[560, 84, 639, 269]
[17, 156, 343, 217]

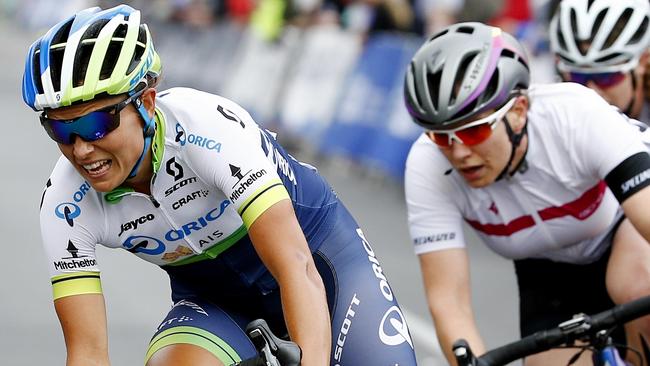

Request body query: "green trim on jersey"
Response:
[145, 326, 242, 364]
[165, 225, 248, 267]
[51, 272, 102, 300]
[151, 108, 166, 174]
[104, 109, 165, 204]
[238, 179, 290, 228]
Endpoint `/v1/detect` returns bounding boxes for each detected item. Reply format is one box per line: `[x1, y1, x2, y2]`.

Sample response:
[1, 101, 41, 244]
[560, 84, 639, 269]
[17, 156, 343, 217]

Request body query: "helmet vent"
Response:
[481, 68, 499, 105]
[427, 69, 442, 111]
[590, 10, 608, 45]
[99, 24, 128, 80]
[556, 25, 567, 51]
[32, 44, 44, 94]
[450, 98, 478, 122]
[456, 26, 474, 34]
[408, 62, 424, 108]
[628, 16, 649, 45]
[428, 29, 448, 42]
[126, 25, 147, 74]
[49, 20, 73, 93]
[604, 8, 633, 49]
[451, 52, 476, 105]
[73, 19, 110, 87]
[587, 0, 596, 11]
[595, 52, 622, 63]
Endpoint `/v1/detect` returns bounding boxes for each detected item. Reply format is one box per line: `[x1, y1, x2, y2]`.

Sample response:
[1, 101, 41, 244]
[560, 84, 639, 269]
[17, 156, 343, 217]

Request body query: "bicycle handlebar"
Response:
[233, 319, 302, 366]
[453, 295, 650, 366]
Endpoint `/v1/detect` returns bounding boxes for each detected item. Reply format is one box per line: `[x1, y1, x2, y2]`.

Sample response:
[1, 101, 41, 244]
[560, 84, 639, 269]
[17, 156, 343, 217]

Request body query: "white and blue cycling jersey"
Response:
[39, 88, 417, 365]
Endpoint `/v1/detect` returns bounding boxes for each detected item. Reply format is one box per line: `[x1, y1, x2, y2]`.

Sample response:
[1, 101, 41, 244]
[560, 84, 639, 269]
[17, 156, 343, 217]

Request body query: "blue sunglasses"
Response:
[40, 90, 144, 145]
[567, 71, 627, 89]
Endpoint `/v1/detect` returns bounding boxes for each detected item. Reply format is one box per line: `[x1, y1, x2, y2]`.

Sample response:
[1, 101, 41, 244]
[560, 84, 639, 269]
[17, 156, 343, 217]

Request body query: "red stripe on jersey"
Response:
[465, 181, 607, 236]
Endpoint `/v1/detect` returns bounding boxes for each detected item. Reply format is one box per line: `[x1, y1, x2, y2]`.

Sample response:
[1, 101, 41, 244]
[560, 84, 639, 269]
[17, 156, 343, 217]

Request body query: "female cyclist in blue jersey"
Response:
[550, 0, 650, 123]
[403, 22, 650, 366]
[22, 5, 417, 366]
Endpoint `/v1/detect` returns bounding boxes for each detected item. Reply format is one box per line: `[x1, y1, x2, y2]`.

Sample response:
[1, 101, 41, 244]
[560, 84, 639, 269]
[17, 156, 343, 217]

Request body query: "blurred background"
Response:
[0, 0, 560, 364]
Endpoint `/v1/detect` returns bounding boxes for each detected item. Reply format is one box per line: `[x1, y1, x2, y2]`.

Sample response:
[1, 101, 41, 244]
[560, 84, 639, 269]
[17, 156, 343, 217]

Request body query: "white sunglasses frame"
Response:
[430, 97, 517, 147]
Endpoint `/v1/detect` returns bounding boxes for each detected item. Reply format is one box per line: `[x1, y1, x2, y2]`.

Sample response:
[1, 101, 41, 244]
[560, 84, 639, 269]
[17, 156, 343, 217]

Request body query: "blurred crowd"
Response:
[4, 0, 559, 51]
[2, 0, 562, 181]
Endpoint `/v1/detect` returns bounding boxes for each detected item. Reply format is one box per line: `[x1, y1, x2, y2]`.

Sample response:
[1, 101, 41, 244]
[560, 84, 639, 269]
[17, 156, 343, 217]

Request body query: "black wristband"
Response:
[605, 152, 650, 203]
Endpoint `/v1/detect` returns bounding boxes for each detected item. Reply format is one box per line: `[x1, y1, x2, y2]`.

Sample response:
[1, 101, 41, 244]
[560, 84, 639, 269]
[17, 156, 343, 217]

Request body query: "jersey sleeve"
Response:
[405, 135, 466, 255]
[39, 158, 103, 300]
[563, 85, 649, 179]
[170, 90, 290, 229]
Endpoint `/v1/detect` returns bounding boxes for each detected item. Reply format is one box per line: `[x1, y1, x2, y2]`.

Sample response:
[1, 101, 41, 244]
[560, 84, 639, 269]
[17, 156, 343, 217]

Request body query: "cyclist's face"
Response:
[559, 52, 648, 119]
[46, 93, 152, 192]
[435, 100, 527, 188]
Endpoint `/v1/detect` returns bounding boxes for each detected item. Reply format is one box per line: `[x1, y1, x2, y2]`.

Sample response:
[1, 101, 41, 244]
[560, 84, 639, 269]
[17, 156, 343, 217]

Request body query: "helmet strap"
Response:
[126, 98, 155, 179]
[495, 115, 528, 181]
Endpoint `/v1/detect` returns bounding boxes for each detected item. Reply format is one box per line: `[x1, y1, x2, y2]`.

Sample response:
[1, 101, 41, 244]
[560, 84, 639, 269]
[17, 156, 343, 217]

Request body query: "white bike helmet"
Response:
[550, 0, 650, 73]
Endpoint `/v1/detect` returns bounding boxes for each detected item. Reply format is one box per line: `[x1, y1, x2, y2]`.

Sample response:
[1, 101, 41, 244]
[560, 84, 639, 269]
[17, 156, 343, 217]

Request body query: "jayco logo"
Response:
[118, 214, 155, 237]
[174, 123, 222, 152]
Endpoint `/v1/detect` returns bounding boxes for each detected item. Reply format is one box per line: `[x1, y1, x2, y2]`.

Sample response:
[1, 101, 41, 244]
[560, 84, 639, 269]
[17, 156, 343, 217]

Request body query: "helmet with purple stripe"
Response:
[404, 22, 530, 130]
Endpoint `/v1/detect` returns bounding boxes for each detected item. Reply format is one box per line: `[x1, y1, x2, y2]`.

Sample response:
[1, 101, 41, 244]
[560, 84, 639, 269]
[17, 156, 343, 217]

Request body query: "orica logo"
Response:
[55, 202, 81, 227]
[122, 235, 166, 255]
[175, 123, 222, 152]
[175, 123, 186, 146]
[379, 306, 413, 348]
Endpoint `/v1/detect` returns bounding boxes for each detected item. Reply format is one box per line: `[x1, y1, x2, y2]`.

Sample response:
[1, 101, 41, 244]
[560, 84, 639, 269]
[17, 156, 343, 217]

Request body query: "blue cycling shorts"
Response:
[146, 201, 417, 365]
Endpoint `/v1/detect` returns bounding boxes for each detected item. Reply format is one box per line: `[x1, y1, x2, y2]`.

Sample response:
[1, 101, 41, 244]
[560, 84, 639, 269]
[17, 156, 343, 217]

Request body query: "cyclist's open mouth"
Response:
[83, 159, 112, 177]
[459, 165, 483, 180]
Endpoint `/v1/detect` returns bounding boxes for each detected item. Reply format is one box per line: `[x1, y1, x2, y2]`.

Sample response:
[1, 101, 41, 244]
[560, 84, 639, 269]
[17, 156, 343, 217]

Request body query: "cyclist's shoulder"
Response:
[156, 87, 254, 127]
[40, 156, 103, 225]
[406, 133, 450, 170]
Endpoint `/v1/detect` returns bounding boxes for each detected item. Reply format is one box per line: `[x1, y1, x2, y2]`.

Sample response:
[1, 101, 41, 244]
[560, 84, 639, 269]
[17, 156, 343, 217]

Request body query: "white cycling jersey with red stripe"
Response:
[405, 82, 650, 264]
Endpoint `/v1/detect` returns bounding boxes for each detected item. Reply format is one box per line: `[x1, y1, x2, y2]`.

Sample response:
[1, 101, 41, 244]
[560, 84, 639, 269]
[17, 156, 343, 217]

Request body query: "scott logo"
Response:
[122, 235, 166, 255]
[174, 123, 222, 152]
[166, 157, 184, 181]
[379, 306, 413, 348]
[55, 202, 81, 227]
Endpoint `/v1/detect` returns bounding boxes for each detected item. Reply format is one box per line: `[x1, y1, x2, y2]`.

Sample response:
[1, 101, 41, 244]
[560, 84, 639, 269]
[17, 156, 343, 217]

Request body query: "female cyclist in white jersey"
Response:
[22, 5, 417, 366]
[550, 0, 650, 123]
[404, 22, 650, 366]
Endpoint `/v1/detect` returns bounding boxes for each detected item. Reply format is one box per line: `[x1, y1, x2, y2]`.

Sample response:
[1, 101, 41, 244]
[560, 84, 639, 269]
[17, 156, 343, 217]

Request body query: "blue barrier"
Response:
[319, 32, 424, 179]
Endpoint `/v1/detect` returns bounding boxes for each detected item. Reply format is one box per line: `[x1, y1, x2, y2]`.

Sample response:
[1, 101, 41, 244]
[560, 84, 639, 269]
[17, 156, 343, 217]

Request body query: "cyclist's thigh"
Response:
[608, 218, 650, 303]
[315, 203, 417, 366]
[145, 298, 256, 366]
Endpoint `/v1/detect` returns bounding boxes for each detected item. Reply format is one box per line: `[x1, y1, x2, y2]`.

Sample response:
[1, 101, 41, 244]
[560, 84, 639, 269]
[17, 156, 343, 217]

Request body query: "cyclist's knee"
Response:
[146, 344, 225, 366]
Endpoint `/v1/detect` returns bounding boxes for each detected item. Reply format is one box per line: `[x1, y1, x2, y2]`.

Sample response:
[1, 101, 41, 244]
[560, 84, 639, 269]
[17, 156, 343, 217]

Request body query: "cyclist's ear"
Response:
[141, 88, 157, 119]
[507, 96, 529, 133]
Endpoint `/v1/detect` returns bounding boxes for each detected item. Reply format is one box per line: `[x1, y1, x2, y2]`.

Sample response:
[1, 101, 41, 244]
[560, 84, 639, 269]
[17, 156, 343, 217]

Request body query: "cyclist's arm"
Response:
[620, 185, 650, 240]
[248, 199, 330, 366]
[54, 293, 110, 366]
[419, 248, 485, 366]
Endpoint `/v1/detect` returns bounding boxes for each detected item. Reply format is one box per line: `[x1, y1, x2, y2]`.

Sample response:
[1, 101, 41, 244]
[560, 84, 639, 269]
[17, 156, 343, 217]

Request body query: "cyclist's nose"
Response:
[71, 135, 95, 158]
[450, 140, 472, 160]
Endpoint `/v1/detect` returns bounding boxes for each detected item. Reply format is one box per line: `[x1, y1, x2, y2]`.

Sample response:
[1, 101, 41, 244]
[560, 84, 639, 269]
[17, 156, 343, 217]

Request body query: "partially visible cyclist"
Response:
[403, 22, 650, 366]
[549, 0, 650, 122]
[24, 5, 417, 366]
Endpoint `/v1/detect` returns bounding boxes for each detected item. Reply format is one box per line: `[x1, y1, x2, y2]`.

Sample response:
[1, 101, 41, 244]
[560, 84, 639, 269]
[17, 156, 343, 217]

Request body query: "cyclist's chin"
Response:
[77, 167, 122, 193]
